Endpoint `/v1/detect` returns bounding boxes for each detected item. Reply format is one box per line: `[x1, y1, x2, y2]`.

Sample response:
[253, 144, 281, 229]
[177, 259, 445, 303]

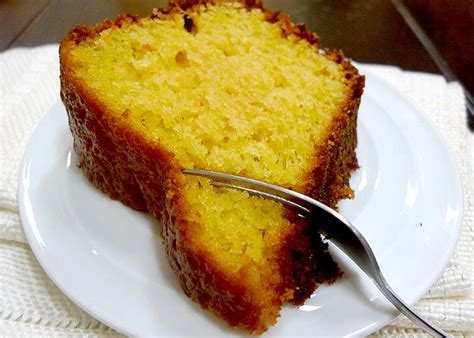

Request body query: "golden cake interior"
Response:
[65, 2, 354, 328]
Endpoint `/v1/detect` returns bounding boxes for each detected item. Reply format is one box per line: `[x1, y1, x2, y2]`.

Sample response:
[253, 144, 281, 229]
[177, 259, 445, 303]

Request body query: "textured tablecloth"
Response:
[0, 45, 472, 336]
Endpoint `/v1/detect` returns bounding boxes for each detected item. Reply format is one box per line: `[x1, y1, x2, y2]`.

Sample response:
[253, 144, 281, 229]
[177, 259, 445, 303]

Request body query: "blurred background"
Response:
[1, 0, 473, 96]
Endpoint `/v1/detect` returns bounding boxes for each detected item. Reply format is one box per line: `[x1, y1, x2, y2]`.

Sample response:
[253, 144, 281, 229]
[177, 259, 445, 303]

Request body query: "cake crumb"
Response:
[175, 50, 189, 67]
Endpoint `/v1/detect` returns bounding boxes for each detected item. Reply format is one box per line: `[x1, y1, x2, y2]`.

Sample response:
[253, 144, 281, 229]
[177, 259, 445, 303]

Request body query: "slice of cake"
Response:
[59, 0, 364, 333]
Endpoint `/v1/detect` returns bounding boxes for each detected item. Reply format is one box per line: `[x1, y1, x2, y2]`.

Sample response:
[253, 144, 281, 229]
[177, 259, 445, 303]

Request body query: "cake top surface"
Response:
[61, 1, 356, 189]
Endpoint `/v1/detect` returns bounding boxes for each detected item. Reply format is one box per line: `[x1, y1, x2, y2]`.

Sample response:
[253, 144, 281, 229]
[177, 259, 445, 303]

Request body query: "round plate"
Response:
[18, 69, 463, 336]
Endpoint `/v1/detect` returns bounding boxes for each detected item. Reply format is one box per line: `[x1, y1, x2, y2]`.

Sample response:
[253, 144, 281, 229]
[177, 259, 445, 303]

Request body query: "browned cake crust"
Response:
[60, 0, 364, 333]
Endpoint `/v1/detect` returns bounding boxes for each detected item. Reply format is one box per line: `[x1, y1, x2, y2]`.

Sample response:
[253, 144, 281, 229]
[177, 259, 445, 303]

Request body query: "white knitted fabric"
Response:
[0, 45, 472, 336]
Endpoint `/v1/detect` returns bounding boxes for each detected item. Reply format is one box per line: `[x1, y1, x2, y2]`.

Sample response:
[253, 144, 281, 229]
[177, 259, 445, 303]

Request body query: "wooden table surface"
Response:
[1, 1, 473, 100]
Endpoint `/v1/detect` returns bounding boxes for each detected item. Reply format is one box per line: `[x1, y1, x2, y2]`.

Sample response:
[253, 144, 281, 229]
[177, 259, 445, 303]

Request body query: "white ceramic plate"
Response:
[18, 69, 463, 336]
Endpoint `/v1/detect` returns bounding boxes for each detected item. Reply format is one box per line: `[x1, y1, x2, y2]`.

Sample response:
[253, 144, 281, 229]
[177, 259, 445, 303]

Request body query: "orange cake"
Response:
[59, 0, 364, 333]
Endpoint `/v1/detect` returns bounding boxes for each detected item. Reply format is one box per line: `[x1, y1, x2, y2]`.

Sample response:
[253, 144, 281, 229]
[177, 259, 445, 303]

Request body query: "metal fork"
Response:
[183, 169, 448, 337]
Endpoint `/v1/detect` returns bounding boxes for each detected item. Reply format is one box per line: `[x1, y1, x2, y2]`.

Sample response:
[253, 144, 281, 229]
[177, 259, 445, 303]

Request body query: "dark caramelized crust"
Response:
[60, 0, 364, 334]
[305, 51, 363, 207]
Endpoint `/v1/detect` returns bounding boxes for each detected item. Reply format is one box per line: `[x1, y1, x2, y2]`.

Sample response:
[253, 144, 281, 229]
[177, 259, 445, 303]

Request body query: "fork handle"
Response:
[372, 274, 449, 337]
